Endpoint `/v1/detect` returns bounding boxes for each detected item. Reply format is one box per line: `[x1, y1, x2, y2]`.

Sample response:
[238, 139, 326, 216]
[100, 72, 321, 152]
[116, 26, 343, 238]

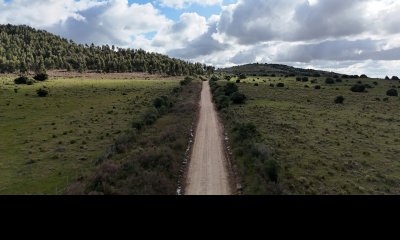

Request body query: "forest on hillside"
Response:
[0, 24, 213, 76]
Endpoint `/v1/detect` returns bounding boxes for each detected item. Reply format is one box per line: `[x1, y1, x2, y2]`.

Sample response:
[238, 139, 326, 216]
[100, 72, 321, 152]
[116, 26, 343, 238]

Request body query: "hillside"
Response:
[0, 24, 213, 75]
[217, 63, 347, 78]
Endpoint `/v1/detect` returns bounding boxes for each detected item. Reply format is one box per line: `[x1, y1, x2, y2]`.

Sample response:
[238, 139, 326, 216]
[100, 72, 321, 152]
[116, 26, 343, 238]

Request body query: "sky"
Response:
[1, 0, 400, 77]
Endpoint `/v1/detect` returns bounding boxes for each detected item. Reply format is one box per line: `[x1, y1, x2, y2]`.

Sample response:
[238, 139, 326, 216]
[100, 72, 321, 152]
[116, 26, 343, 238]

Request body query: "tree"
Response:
[19, 61, 28, 76]
[36, 58, 46, 74]
[0, 24, 210, 76]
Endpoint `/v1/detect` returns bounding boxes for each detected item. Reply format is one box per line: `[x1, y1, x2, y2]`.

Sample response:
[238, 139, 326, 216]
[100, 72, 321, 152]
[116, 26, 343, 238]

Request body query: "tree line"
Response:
[0, 24, 214, 76]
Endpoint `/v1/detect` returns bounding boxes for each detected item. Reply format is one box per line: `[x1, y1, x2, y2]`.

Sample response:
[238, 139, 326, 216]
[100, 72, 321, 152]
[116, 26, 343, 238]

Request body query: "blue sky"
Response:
[1, 0, 400, 76]
[130, 0, 235, 21]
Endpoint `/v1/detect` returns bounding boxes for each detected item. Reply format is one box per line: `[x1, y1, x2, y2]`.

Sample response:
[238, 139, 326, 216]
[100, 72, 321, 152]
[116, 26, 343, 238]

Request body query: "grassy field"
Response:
[68, 78, 201, 195]
[0, 75, 180, 194]
[218, 76, 400, 194]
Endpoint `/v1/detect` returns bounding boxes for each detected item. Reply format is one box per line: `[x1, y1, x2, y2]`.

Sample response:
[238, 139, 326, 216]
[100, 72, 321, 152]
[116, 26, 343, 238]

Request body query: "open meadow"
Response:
[0, 74, 180, 194]
[217, 76, 400, 194]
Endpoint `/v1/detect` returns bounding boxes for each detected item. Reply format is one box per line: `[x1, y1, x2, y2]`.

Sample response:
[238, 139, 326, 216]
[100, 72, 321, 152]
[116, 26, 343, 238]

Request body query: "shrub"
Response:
[14, 76, 30, 84]
[334, 96, 345, 104]
[350, 84, 366, 93]
[315, 85, 321, 90]
[34, 73, 49, 81]
[325, 78, 335, 84]
[254, 83, 259, 86]
[180, 77, 192, 86]
[215, 95, 230, 110]
[210, 75, 219, 82]
[373, 81, 378, 86]
[392, 76, 399, 80]
[238, 74, 247, 80]
[153, 96, 169, 109]
[386, 89, 398, 97]
[231, 92, 247, 104]
[132, 121, 144, 131]
[276, 83, 285, 88]
[311, 79, 318, 84]
[313, 73, 321, 77]
[304, 85, 309, 88]
[296, 77, 302, 82]
[224, 82, 239, 96]
[172, 86, 182, 94]
[385, 76, 390, 80]
[302, 77, 309, 82]
[224, 76, 232, 81]
[143, 110, 159, 125]
[236, 80, 241, 83]
[264, 160, 279, 183]
[360, 74, 368, 78]
[269, 84, 275, 87]
[333, 75, 339, 79]
[233, 123, 258, 140]
[336, 78, 343, 83]
[36, 88, 49, 97]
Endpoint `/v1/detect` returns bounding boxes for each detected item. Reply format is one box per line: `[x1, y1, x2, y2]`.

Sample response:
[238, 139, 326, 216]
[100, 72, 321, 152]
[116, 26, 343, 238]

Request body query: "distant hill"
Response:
[0, 24, 212, 75]
[217, 63, 345, 78]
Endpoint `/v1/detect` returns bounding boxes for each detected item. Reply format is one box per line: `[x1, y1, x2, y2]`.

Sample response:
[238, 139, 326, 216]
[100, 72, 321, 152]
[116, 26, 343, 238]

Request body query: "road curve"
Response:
[185, 81, 232, 195]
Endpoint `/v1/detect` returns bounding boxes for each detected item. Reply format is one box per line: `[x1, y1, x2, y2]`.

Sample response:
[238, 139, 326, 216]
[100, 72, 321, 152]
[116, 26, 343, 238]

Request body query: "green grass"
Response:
[220, 76, 400, 194]
[0, 76, 180, 194]
[68, 79, 201, 195]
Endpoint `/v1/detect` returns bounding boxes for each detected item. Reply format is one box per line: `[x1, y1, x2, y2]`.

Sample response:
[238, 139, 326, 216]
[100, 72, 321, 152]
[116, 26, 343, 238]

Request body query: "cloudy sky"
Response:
[1, 0, 400, 77]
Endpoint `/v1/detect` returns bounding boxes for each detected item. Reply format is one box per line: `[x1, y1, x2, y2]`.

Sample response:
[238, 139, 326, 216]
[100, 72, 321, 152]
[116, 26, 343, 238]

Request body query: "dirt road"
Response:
[185, 81, 232, 195]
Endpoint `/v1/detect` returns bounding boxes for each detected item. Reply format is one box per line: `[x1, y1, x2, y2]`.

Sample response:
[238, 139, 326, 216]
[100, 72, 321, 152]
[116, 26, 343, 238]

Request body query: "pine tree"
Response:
[19, 60, 28, 76]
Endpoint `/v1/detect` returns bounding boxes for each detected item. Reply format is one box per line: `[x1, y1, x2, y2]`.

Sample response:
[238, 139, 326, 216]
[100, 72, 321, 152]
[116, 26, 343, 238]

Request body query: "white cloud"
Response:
[157, 0, 222, 9]
[48, 0, 172, 46]
[0, 0, 400, 77]
[152, 12, 207, 50]
[0, 0, 104, 27]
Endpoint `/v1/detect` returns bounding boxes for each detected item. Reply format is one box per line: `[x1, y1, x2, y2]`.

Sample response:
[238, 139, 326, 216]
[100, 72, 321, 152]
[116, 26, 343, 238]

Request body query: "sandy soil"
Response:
[185, 81, 233, 195]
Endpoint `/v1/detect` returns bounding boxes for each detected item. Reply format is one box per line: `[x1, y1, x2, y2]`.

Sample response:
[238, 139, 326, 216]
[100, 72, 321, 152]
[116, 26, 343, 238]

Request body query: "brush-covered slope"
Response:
[217, 63, 348, 78]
